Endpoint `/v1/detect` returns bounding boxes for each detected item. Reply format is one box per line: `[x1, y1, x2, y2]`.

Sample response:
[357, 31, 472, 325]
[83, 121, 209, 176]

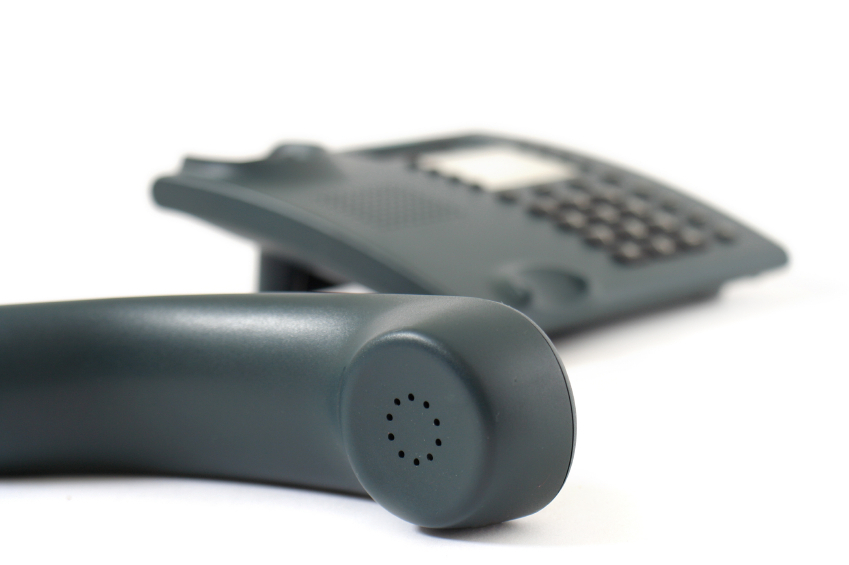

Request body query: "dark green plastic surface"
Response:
[152, 133, 788, 335]
[0, 293, 575, 528]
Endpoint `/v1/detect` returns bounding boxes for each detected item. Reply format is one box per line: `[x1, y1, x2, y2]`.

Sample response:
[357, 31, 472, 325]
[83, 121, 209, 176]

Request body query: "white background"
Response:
[1, 1, 847, 563]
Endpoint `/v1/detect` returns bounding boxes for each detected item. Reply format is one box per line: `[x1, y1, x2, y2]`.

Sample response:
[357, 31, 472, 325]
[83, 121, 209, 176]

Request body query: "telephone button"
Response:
[620, 196, 652, 218]
[714, 222, 738, 242]
[688, 211, 709, 227]
[527, 198, 561, 217]
[583, 224, 617, 247]
[589, 203, 621, 224]
[558, 191, 592, 210]
[555, 209, 589, 231]
[678, 227, 708, 249]
[614, 241, 646, 264]
[648, 210, 681, 234]
[648, 235, 677, 256]
[589, 185, 625, 204]
[620, 217, 650, 240]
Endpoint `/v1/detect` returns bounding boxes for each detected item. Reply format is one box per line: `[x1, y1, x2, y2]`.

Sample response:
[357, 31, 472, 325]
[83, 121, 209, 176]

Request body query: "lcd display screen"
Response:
[417, 145, 578, 191]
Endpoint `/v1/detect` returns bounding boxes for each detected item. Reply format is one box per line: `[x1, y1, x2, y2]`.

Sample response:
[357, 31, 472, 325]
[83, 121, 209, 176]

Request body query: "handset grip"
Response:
[0, 293, 575, 528]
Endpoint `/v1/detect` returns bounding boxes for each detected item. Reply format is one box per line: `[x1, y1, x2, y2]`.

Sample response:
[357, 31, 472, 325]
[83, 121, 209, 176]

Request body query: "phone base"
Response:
[258, 251, 341, 292]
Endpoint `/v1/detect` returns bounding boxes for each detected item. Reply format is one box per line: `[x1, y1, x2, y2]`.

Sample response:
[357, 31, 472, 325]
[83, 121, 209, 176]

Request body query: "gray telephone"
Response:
[154, 133, 787, 334]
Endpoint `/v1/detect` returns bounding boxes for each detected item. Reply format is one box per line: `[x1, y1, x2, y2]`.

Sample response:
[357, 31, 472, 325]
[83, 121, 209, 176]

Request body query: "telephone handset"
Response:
[153, 133, 787, 335]
[0, 293, 575, 529]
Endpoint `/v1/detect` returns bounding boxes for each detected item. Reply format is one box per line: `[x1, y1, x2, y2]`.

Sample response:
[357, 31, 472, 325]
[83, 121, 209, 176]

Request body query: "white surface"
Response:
[417, 145, 578, 191]
[1, 1, 847, 563]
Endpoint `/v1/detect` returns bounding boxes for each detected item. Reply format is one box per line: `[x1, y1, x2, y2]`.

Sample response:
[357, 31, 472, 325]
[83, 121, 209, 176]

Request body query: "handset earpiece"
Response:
[0, 293, 575, 528]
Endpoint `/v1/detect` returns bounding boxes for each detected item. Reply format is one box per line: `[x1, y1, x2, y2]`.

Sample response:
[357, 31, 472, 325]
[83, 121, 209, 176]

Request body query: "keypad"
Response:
[507, 155, 739, 265]
[411, 145, 739, 267]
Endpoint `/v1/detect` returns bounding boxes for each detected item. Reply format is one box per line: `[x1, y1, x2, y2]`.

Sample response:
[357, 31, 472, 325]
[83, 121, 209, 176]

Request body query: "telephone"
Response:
[153, 133, 788, 334]
[0, 293, 574, 529]
[2, 133, 587, 529]
[0, 132, 786, 530]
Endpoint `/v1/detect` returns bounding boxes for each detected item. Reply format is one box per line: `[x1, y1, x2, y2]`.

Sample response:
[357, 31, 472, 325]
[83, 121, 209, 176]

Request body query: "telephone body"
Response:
[153, 133, 787, 334]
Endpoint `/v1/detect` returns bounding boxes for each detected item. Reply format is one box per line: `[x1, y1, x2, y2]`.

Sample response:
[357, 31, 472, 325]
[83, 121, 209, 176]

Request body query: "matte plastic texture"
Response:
[152, 133, 788, 335]
[0, 293, 575, 529]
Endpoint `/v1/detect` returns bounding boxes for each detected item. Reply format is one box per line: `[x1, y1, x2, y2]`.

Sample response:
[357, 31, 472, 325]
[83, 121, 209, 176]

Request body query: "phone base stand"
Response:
[258, 251, 340, 292]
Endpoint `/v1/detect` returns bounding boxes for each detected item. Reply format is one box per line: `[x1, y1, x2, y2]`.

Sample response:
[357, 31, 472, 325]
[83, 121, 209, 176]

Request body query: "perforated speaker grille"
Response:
[314, 187, 462, 230]
[385, 392, 441, 469]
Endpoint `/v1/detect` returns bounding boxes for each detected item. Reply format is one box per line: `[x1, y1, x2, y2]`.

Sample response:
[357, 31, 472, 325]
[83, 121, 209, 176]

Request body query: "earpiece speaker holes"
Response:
[386, 396, 443, 468]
